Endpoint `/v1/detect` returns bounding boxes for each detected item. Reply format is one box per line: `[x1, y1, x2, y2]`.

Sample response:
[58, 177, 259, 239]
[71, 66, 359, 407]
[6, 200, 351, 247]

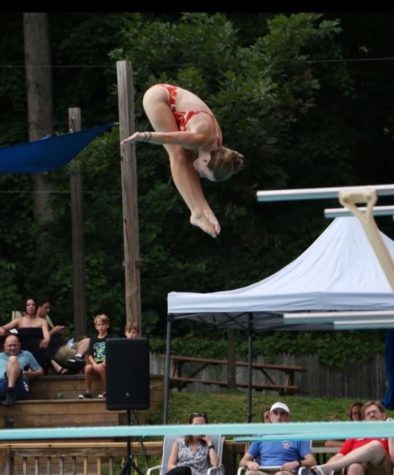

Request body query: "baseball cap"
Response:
[270, 402, 290, 414]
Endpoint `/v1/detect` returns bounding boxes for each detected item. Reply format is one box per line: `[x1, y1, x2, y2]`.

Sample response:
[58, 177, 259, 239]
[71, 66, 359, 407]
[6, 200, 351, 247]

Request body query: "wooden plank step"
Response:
[0, 396, 162, 429]
[29, 373, 164, 401]
[0, 400, 121, 428]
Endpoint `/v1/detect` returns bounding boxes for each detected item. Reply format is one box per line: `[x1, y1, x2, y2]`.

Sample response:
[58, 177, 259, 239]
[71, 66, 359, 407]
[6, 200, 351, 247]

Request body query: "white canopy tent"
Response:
[168, 217, 394, 328]
[163, 218, 394, 422]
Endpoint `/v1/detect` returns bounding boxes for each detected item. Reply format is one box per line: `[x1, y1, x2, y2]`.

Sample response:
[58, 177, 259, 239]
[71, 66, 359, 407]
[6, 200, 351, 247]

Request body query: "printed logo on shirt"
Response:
[282, 441, 294, 449]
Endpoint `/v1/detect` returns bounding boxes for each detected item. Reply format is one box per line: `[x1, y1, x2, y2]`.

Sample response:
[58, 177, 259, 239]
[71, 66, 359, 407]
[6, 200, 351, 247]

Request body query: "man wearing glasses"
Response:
[239, 402, 316, 475]
[0, 334, 43, 406]
[312, 401, 394, 475]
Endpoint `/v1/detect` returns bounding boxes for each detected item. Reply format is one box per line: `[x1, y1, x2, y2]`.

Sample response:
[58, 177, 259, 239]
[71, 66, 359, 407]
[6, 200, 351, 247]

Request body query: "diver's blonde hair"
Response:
[208, 147, 244, 182]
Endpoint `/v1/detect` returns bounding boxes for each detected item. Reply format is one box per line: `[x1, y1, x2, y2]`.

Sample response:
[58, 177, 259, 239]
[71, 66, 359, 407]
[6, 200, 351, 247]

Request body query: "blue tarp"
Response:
[384, 330, 394, 408]
[0, 123, 115, 173]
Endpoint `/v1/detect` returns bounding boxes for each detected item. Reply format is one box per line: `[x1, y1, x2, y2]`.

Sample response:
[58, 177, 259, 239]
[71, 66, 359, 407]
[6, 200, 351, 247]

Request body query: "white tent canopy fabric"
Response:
[167, 218, 394, 330]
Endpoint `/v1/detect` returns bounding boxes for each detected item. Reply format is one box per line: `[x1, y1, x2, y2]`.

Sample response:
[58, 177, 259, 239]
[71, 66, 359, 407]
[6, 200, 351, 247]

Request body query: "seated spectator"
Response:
[348, 402, 364, 421]
[0, 297, 50, 372]
[36, 298, 90, 373]
[244, 406, 271, 453]
[78, 314, 116, 399]
[261, 407, 271, 423]
[0, 334, 43, 406]
[324, 402, 364, 448]
[239, 402, 316, 475]
[167, 411, 220, 475]
[124, 322, 140, 339]
[312, 400, 394, 475]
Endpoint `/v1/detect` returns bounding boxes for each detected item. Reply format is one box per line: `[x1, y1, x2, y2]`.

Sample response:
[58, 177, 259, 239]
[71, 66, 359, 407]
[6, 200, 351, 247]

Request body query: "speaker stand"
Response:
[119, 409, 143, 475]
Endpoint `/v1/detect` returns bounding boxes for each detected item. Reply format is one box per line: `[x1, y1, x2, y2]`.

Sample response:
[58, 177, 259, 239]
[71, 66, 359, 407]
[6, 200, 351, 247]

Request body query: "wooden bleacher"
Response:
[0, 354, 329, 475]
[0, 373, 164, 428]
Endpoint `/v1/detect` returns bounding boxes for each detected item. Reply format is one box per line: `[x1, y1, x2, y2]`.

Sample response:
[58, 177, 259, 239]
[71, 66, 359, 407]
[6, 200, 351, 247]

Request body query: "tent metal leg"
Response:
[163, 315, 173, 424]
[247, 314, 253, 423]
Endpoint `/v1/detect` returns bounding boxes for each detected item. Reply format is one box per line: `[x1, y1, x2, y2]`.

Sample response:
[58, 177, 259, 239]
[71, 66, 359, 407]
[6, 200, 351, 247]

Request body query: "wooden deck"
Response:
[0, 440, 338, 475]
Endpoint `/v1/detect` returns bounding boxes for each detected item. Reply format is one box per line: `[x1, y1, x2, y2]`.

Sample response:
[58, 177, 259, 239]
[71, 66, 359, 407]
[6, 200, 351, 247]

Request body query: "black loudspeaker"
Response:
[106, 338, 150, 410]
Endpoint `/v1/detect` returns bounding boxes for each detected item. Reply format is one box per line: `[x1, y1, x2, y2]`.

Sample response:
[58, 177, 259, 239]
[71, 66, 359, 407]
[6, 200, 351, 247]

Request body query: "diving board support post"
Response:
[338, 188, 394, 290]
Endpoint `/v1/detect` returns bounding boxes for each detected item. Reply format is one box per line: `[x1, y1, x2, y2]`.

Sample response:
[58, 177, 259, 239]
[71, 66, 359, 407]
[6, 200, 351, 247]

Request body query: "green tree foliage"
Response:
[150, 328, 384, 368]
[0, 14, 27, 144]
[108, 12, 355, 334]
[0, 13, 392, 364]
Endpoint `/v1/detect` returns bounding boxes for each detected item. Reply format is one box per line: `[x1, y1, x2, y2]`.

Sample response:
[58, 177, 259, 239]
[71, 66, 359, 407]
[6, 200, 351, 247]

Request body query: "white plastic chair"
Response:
[147, 434, 225, 475]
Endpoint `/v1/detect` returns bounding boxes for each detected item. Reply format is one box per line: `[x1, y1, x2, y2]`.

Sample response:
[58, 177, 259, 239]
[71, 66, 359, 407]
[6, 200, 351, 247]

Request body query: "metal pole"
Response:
[163, 315, 173, 424]
[247, 313, 253, 423]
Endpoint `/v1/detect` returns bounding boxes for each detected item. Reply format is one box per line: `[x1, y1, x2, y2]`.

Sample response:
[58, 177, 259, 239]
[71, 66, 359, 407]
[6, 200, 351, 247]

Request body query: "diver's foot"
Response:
[190, 213, 219, 238]
[203, 210, 221, 236]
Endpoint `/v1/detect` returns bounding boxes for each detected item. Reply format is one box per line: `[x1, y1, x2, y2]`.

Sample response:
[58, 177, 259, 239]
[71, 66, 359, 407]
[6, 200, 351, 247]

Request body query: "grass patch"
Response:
[156, 390, 392, 424]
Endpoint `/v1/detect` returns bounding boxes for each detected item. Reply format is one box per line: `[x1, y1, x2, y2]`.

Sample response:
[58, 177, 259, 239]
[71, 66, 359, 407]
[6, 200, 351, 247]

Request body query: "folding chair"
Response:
[147, 434, 225, 475]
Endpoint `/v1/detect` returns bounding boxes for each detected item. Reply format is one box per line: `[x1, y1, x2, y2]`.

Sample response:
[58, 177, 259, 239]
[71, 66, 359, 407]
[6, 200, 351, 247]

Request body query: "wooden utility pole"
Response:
[69, 108, 87, 337]
[24, 12, 53, 258]
[116, 60, 141, 330]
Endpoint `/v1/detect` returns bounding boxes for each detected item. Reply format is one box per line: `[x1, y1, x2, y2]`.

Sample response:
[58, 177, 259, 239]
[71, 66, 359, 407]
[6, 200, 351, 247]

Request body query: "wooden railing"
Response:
[0, 441, 162, 475]
[0, 440, 338, 475]
[161, 354, 306, 394]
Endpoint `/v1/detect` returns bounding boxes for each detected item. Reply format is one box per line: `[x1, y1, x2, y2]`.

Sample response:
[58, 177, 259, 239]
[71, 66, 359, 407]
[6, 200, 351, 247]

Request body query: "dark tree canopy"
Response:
[0, 13, 392, 357]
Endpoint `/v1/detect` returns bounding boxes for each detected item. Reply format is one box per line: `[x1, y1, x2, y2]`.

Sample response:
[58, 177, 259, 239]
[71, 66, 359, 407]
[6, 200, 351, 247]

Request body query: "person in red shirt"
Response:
[312, 401, 393, 475]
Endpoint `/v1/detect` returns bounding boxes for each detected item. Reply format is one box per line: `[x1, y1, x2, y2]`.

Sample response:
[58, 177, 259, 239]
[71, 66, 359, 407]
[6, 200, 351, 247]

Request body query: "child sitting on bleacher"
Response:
[78, 314, 117, 399]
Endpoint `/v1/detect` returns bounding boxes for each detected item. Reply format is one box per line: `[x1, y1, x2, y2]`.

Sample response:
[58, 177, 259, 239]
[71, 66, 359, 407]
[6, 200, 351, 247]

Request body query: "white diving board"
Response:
[256, 184, 394, 202]
[334, 319, 394, 330]
[283, 310, 394, 324]
[325, 206, 394, 219]
[284, 311, 394, 331]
